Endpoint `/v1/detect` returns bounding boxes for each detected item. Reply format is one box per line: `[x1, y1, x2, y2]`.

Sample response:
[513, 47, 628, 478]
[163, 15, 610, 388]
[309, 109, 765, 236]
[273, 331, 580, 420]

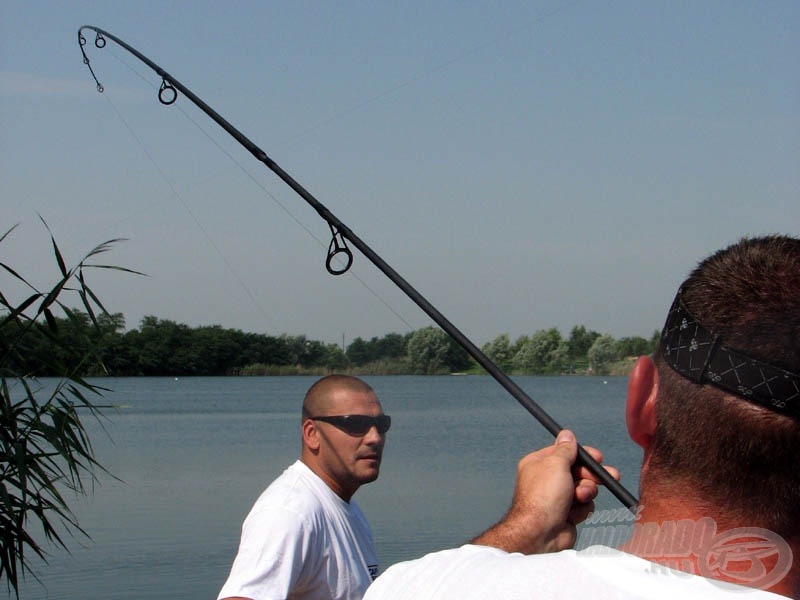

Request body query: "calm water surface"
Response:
[15, 375, 641, 599]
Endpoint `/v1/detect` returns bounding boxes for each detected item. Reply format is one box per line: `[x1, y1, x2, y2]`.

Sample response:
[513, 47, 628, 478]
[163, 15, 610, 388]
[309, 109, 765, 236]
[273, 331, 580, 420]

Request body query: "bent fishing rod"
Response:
[78, 25, 638, 510]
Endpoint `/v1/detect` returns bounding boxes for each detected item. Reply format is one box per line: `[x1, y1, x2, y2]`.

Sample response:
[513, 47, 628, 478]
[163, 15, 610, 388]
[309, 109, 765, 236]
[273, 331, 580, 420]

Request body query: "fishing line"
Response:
[96, 88, 279, 331]
[98, 44, 416, 332]
[275, 0, 583, 148]
[77, 26, 637, 510]
[174, 100, 416, 330]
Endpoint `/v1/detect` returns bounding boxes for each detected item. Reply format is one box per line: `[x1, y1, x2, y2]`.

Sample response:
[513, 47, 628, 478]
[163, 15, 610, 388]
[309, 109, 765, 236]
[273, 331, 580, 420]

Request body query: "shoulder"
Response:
[366, 545, 782, 600]
[364, 545, 511, 600]
[244, 462, 330, 529]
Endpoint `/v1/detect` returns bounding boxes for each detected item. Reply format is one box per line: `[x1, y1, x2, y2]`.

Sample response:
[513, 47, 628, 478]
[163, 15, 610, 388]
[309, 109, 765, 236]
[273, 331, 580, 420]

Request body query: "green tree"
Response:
[135, 317, 193, 375]
[279, 334, 308, 366]
[549, 341, 570, 372]
[512, 328, 564, 374]
[323, 343, 349, 370]
[298, 339, 328, 368]
[0, 223, 134, 596]
[238, 332, 294, 368]
[567, 325, 600, 363]
[649, 329, 661, 354]
[265, 334, 297, 366]
[345, 333, 412, 369]
[615, 335, 652, 358]
[191, 325, 242, 374]
[587, 334, 619, 375]
[406, 326, 451, 374]
[374, 333, 407, 359]
[482, 334, 513, 371]
[444, 336, 472, 373]
[92, 313, 127, 375]
[346, 337, 371, 366]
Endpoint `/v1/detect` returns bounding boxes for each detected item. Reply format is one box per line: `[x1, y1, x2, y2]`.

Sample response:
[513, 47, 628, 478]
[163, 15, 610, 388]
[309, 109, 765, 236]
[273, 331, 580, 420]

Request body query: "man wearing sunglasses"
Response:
[218, 375, 390, 600]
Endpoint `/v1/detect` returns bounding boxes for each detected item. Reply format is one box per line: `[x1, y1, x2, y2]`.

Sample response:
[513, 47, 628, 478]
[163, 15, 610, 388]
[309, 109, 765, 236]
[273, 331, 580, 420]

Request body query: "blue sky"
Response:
[2, 1, 798, 346]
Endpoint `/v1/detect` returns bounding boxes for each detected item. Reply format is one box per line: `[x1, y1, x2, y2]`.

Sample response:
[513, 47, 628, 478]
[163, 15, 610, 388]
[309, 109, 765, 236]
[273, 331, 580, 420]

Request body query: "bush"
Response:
[0, 222, 134, 596]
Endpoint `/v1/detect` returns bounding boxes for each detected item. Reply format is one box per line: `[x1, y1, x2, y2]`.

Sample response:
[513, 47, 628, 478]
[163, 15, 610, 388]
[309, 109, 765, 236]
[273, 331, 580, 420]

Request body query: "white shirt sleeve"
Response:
[217, 503, 320, 600]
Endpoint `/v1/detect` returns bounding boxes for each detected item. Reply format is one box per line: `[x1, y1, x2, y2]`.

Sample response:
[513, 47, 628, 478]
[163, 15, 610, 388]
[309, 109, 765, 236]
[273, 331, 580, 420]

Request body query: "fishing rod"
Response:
[77, 25, 638, 510]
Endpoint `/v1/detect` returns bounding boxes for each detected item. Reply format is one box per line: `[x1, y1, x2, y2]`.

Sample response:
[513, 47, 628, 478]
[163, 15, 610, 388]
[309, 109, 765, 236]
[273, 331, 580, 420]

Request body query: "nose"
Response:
[363, 424, 384, 443]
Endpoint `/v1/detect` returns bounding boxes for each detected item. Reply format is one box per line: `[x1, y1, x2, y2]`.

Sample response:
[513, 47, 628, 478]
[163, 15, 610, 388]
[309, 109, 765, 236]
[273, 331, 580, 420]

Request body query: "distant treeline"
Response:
[6, 311, 660, 377]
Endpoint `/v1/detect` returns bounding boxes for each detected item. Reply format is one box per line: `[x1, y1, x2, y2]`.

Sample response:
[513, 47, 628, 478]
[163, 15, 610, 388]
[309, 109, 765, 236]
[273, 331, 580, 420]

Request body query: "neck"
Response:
[299, 455, 355, 502]
[620, 491, 798, 597]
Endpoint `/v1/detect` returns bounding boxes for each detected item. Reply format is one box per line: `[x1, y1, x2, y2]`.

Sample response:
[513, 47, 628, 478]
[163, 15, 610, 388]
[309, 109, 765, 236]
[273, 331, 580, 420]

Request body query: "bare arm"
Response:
[470, 429, 618, 554]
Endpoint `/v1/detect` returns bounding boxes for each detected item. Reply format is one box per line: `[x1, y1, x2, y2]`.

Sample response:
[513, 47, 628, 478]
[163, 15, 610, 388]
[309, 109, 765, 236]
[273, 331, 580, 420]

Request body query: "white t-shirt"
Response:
[218, 460, 378, 600]
[363, 544, 786, 600]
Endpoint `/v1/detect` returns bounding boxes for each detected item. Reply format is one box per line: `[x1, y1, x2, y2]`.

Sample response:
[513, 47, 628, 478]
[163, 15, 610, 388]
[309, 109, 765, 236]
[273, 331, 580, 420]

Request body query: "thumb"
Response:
[554, 429, 578, 464]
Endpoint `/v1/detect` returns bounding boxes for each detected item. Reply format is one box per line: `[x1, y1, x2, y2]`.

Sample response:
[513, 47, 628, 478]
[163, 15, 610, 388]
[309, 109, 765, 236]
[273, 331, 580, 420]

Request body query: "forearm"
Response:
[470, 507, 552, 554]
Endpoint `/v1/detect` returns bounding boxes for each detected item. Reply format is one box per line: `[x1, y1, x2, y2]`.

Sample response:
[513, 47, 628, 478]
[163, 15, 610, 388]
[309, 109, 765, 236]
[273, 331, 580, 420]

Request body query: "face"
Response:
[303, 388, 387, 500]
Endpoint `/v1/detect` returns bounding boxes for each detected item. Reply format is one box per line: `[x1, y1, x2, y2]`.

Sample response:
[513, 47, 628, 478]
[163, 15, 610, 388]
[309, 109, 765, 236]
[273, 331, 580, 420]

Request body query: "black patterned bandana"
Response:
[660, 289, 800, 418]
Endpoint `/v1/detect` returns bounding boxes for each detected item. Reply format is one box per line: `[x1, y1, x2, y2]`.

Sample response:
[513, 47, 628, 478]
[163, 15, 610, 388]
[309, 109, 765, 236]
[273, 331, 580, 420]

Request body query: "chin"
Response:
[357, 467, 381, 484]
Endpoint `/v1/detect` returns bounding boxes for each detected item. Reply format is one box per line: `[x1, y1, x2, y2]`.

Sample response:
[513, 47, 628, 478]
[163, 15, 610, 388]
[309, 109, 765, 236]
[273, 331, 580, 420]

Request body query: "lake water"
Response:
[14, 375, 641, 599]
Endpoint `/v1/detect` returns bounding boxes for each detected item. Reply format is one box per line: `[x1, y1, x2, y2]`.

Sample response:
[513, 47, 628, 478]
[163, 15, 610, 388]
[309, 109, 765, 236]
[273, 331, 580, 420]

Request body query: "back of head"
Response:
[648, 235, 800, 534]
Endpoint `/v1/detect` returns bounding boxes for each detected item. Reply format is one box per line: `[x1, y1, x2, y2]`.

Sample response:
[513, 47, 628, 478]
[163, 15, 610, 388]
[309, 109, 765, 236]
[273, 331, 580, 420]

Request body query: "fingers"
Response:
[555, 430, 621, 507]
[568, 497, 596, 525]
[517, 431, 620, 510]
[560, 434, 620, 486]
[582, 444, 603, 463]
[540, 431, 621, 494]
[574, 478, 599, 504]
[574, 462, 620, 486]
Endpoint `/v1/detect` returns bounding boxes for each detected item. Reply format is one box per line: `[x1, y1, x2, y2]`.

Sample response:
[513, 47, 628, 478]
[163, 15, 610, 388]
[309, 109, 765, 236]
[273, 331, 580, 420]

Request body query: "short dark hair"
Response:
[302, 374, 375, 418]
[648, 235, 800, 534]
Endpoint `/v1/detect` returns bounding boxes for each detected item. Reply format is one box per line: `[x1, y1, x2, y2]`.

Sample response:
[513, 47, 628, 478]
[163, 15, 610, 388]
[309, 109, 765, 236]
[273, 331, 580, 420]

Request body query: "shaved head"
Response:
[302, 375, 376, 419]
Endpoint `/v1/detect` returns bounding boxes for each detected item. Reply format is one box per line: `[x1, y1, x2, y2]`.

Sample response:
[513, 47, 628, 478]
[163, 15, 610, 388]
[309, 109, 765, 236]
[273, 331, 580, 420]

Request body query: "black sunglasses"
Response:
[310, 414, 391, 436]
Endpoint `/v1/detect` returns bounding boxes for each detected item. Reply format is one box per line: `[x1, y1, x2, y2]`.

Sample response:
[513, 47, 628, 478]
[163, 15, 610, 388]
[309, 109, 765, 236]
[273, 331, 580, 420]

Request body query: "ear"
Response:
[626, 355, 659, 450]
[302, 418, 321, 452]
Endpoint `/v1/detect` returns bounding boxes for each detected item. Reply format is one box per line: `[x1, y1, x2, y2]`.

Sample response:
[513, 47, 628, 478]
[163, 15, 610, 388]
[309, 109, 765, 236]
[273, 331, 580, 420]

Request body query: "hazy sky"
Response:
[2, 1, 798, 347]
